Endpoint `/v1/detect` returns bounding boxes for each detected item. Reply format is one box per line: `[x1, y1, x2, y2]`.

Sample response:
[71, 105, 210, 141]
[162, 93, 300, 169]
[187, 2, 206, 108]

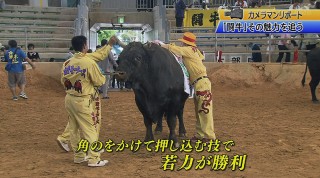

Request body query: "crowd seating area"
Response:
[0, 5, 77, 61]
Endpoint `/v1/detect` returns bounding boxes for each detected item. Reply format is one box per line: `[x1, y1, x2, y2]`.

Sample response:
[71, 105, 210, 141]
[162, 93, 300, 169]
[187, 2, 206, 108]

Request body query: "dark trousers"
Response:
[125, 81, 132, 89]
[277, 45, 290, 62]
[176, 17, 183, 33]
[305, 44, 317, 57]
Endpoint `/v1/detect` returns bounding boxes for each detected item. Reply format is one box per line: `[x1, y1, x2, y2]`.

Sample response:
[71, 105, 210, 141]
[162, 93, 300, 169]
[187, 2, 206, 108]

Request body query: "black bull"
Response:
[115, 42, 189, 142]
[301, 47, 320, 103]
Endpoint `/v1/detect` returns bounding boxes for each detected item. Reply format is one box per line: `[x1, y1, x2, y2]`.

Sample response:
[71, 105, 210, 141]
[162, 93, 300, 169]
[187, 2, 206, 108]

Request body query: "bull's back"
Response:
[150, 47, 185, 89]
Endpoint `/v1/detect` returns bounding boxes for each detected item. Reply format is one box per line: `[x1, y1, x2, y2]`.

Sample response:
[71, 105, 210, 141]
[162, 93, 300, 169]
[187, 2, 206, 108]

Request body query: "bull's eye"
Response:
[135, 56, 142, 62]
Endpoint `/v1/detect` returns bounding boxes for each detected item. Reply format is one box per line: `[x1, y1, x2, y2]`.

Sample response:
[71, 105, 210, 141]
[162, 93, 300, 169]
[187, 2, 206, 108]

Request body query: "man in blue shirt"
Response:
[5, 40, 35, 100]
[175, 0, 187, 33]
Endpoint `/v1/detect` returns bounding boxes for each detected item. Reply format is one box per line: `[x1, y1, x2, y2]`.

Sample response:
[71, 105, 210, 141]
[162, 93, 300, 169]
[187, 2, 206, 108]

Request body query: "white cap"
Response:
[0, 43, 4, 48]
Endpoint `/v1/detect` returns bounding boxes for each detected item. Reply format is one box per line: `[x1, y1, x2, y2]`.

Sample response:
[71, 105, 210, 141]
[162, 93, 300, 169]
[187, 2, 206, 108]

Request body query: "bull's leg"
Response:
[309, 78, 319, 103]
[154, 115, 163, 134]
[177, 108, 187, 138]
[165, 112, 178, 145]
[143, 117, 154, 142]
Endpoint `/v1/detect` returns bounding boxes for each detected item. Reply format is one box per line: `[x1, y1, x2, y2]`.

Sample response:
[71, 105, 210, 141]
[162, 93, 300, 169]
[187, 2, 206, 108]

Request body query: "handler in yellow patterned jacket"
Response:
[60, 35, 116, 167]
[57, 45, 110, 153]
[156, 32, 216, 142]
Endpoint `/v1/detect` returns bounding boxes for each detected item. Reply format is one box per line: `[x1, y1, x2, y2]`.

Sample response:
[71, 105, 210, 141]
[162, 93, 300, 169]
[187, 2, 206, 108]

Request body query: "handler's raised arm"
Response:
[87, 36, 117, 62]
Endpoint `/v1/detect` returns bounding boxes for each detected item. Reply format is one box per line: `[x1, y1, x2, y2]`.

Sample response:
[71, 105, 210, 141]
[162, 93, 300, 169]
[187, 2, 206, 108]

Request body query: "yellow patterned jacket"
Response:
[166, 44, 207, 84]
[61, 45, 112, 97]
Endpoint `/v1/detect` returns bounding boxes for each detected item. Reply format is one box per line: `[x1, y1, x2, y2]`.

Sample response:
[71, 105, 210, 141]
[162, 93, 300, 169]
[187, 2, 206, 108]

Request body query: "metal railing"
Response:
[162, 0, 292, 8]
[168, 27, 320, 62]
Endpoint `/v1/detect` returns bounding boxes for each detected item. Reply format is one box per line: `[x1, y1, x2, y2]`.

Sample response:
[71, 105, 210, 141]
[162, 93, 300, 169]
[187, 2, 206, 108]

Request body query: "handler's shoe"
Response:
[88, 160, 109, 167]
[190, 136, 202, 143]
[74, 156, 88, 164]
[57, 139, 70, 152]
[13, 96, 18, 101]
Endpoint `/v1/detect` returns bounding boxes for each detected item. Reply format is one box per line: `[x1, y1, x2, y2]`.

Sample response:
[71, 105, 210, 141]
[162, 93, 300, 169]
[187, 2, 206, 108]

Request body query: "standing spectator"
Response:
[175, 0, 187, 33]
[5, 40, 35, 100]
[111, 45, 124, 89]
[112, 59, 124, 89]
[97, 39, 118, 99]
[276, 33, 292, 63]
[235, 0, 248, 8]
[27, 43, 40, 62]
[248, 42, 262, 62]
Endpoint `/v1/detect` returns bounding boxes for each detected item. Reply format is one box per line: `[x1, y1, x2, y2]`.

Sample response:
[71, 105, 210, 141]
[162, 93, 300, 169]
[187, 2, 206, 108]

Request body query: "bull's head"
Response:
[115, 42, 150, 82]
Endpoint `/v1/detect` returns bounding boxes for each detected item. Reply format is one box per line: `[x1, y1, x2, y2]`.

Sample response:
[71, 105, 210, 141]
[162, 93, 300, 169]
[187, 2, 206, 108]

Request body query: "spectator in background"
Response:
[201, 0, 208, 9]
[65, 47, 74, 60]
[97, 39, 118, 99]
[27, 43, 40, 62]
[235, 0, 248, 8]
[276, 33, 292, 63]
[249, 0, 262, 8]
[5, 40, 35, 100]
[175, 0, 187, 33]
[1, 44, 9, 62]
[289, 0, 301, 9]
[316, 1, 320, 9]
[112, 58, 125, 89]
[0, 0, 5, 10]
[248, 42, 262, 62]
[305, 0, 316, 9]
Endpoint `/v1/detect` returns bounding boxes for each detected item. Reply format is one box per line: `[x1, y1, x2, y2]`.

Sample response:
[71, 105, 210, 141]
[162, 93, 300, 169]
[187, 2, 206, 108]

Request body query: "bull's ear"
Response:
[143, 42, 156, 53]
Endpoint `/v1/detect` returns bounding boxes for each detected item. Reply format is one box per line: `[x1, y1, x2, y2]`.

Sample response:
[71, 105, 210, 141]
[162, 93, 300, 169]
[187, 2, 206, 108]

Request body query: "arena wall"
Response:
[0, 62, 310, 89]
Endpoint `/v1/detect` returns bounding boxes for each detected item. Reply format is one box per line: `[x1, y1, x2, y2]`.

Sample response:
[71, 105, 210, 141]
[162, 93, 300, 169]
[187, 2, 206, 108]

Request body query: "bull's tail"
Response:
[301, 59, 308, 87]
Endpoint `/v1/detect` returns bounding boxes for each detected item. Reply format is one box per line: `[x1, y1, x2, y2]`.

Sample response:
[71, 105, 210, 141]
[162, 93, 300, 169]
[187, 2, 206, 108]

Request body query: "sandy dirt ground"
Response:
[0, 68, 319, 178]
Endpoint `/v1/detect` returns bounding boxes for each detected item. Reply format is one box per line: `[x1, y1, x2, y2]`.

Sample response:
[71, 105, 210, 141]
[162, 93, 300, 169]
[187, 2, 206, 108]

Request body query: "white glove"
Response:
[153, 40, 164, 45]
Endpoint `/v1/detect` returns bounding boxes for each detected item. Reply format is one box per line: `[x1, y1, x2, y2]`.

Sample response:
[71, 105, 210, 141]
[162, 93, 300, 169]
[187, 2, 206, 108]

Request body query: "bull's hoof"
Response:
[154, 130, 162, 135]
[312, 100, 319, 104]
[178, 133, 187, 138]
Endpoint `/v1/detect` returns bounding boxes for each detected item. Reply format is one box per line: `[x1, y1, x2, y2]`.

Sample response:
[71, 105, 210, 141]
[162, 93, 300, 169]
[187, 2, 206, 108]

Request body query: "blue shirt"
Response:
[5, 48, 27, 73]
